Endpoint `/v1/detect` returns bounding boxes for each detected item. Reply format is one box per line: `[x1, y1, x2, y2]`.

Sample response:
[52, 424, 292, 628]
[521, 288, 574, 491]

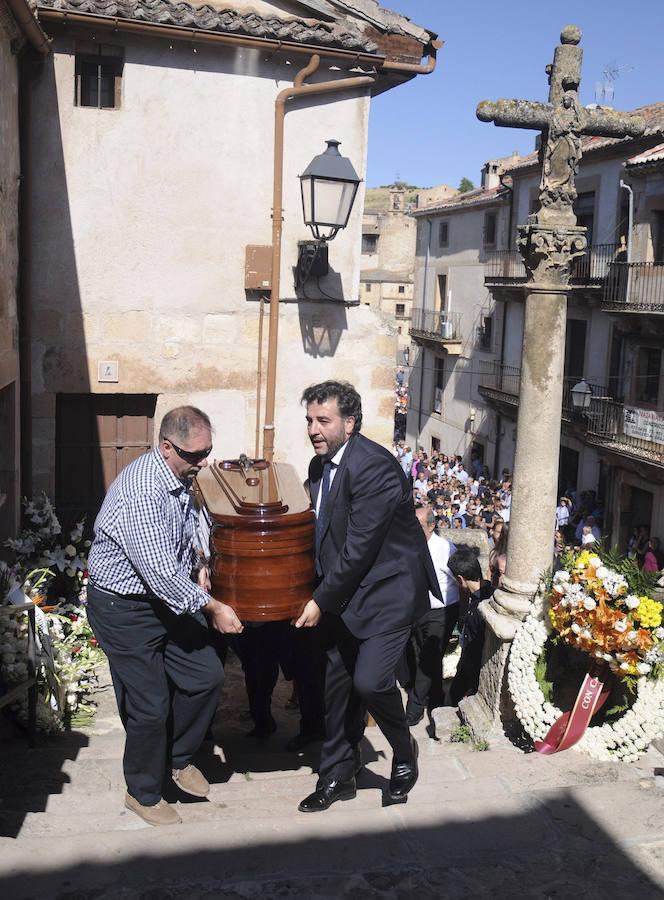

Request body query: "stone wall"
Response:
[0, 6, 21, 536]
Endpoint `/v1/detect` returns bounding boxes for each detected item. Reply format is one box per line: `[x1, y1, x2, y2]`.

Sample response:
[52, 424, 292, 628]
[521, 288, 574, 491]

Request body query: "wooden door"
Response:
[55, 394, 157, 530]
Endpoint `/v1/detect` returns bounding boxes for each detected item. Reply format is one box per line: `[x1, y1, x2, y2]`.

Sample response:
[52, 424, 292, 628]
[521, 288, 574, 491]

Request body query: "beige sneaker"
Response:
[125, 793, 181, 826]
[172, 763, 210, 798]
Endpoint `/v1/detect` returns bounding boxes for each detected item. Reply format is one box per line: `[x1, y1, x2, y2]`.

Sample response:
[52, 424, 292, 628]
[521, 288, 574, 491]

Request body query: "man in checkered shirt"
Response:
[87, 406, 243, 827]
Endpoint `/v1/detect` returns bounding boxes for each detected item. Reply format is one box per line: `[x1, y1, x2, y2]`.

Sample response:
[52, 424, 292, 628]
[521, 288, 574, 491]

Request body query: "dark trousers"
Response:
[398, 604, 459, 715]
[87, 584, 224, 806]
[449, 620, 485, 706]
[319, 618, 412, 783]
[234, 622, 325, 736]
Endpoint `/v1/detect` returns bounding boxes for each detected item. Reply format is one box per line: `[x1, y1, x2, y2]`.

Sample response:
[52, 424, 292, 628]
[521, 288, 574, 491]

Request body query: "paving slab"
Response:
[1, 656, 663, 899]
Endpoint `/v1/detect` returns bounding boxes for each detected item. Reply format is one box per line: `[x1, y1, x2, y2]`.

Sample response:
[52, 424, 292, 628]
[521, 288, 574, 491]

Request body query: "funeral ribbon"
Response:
[534, 669, 612, 755]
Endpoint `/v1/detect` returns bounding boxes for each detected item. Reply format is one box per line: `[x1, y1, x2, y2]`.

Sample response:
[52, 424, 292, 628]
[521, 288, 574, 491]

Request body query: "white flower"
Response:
[553, 570, 570, 584]
[596, 566, 609, 579]
[589, 556, 602, 569]
[625, 595, 640, 610]
[620, 662, 630, 671]
[654, 628, 664, 641]
[583, 597, 597, 611]
[637, 663, 652, 675]
[614, 619, 628, 633]
[571, 623, 581, 634]
[628, 631, 638, 642]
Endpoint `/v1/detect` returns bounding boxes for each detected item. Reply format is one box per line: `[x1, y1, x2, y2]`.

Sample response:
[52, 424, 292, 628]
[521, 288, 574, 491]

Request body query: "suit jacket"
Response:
[309, 432, 439, 638]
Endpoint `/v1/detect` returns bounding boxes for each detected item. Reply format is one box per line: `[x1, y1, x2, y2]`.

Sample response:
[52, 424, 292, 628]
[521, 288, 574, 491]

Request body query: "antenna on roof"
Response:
[595, 60, 634, 106]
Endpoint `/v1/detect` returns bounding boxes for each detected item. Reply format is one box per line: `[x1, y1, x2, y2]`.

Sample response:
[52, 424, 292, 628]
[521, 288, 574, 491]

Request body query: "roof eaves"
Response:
[412, 188, 510, 216]
[35, 0, 383, 54]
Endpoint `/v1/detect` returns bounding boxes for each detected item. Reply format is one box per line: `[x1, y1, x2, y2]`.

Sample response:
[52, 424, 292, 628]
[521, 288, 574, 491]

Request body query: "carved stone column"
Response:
[454, 226, 585, 741]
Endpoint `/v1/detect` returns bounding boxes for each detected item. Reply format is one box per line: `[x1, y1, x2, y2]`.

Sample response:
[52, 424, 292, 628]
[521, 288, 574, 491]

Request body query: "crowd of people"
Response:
[391, 442, 511, 587]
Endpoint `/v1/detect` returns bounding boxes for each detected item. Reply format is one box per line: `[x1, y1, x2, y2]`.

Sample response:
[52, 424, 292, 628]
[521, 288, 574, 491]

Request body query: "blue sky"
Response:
[366, 0, 664, 189]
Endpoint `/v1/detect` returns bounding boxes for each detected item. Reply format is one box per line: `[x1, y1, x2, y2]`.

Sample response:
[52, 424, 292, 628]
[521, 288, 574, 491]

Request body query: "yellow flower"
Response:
[633, 597, 663, 629]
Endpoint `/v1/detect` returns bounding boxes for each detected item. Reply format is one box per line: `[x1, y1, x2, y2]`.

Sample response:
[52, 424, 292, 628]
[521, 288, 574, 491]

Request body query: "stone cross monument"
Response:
[456, 26, 645, 740]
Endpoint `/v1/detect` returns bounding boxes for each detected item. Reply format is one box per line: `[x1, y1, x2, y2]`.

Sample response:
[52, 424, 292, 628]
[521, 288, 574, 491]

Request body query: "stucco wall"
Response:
[29, 28, 396, 493]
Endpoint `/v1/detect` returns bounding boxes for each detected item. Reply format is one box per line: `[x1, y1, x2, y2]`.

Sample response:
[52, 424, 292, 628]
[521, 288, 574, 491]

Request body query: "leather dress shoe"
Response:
[406, 707, 424, 727]
[285, 731, 325, 752]
[389, 737, 419, 801]
[298, 777, 356, 813]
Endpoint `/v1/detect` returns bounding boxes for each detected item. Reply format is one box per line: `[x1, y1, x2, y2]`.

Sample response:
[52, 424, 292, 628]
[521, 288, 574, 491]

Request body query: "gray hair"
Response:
[416, 506, 436, 529]
[159, 406, 212, 443]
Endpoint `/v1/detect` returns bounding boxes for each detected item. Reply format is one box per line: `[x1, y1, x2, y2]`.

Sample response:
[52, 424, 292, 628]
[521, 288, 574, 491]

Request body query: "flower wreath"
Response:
[508, 551, 664, 762]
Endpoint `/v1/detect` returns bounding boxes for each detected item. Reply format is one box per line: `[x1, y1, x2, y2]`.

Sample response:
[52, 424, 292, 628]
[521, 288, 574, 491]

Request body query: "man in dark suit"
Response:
[294, 381, 438, 812]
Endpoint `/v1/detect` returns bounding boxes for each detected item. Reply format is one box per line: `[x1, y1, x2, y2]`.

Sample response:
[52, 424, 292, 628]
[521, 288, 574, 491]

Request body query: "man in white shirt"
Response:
[455, 463, 470, 484]
[399, 506, 460, 726]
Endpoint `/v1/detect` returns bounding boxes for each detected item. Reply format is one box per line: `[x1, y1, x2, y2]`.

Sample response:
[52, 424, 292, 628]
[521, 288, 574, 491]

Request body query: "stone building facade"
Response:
[17, 0, 439, 526]
[360, 182, 457, 363]
[480, 107, 664, 551]
[0, 0, 48, 539]
[407, 156, 518, 467]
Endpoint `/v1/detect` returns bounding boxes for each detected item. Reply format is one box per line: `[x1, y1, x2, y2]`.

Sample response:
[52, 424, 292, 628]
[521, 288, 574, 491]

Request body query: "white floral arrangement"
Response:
[1, 496, 104, 733]
[508, 550, 664, 762]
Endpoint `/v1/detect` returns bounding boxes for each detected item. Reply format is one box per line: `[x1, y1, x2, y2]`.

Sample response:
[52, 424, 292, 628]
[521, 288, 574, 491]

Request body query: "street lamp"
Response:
[570, 379, 592, 411]
[297, 139, 361, 287]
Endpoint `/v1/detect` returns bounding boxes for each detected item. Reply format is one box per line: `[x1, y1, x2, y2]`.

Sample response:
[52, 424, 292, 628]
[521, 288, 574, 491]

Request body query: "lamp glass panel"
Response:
[301, 176, 314, 224]
[312, 178, 355, 227]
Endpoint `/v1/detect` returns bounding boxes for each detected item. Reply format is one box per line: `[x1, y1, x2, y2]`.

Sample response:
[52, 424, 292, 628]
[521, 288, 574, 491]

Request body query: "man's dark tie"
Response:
[315, 461, 334, 575]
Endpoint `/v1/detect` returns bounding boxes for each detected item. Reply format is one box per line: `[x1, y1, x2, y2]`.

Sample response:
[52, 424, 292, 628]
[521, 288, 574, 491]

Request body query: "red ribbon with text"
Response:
[534, 670, 612, 755]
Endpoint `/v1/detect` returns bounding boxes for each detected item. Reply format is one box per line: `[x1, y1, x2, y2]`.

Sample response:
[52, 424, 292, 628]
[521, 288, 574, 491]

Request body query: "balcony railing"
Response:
[602, 261, 664, 312]
[485, 244, 618, 288]
[477, 363, 663, 467]
[585, 399, 664, 465]
[477, 360, 521, 396]
[409, 308, 462, 342]
[484, 251, 527, 284]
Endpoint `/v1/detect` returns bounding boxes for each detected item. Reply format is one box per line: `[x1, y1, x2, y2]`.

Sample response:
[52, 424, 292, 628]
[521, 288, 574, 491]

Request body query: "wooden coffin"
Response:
[194, 456, 315, 622]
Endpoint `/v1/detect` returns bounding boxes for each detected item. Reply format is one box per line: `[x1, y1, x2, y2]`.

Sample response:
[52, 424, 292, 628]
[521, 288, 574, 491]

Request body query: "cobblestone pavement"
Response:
[0, 653, 663, 899]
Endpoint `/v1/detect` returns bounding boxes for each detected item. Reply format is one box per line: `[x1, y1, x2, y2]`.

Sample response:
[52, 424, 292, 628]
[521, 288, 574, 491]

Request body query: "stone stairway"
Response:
[1, 654, 663, 899]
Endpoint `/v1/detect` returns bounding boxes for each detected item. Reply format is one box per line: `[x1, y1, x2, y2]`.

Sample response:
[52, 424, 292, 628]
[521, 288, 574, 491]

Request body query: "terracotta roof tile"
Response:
[36, 0, 381, 52]
[626, 142, 664, 167]
[412, 184, 510, 216]
[504, 102, 664, 173]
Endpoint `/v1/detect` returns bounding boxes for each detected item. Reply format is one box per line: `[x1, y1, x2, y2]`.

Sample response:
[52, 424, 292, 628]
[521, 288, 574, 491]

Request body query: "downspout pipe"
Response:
[261, 40, 440, 460]
[7, 0, 50, 55]
[416, 216, 432, 444]
[262, 55, 376, 461]
[620, 179, 634, 304]
[17, 56, 37, 501]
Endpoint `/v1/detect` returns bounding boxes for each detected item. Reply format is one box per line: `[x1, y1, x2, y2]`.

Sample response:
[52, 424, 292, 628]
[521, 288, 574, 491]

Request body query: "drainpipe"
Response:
[7, 0, 50, 56]
[261, 42, 441, 461]
[17, 55, 41, 502]
[262, 56, 377, 461]
[415, 216, 433, 444]
[620, 179, 634, 306]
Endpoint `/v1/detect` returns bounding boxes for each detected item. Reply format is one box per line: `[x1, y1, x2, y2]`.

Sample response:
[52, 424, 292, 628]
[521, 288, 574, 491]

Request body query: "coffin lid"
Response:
[195, 455, 310, 518]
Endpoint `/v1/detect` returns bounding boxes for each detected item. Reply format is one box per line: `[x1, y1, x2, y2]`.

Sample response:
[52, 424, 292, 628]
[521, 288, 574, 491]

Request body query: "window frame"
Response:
[483, 211, 497, 248]
[75, 44, 124, 110]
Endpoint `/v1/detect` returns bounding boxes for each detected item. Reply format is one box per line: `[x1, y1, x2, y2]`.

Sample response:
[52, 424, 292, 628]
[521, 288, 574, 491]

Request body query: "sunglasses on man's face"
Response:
[167, 440, 213, 464]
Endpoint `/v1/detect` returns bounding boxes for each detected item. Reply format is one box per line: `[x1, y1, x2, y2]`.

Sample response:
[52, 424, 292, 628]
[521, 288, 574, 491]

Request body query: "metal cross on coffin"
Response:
[477, 25, 645, 285]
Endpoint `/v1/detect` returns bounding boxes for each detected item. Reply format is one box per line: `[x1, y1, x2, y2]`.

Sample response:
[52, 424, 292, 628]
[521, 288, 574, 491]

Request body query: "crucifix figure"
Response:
[455, 27, 647, 742]
[477, 25, 645, 280]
